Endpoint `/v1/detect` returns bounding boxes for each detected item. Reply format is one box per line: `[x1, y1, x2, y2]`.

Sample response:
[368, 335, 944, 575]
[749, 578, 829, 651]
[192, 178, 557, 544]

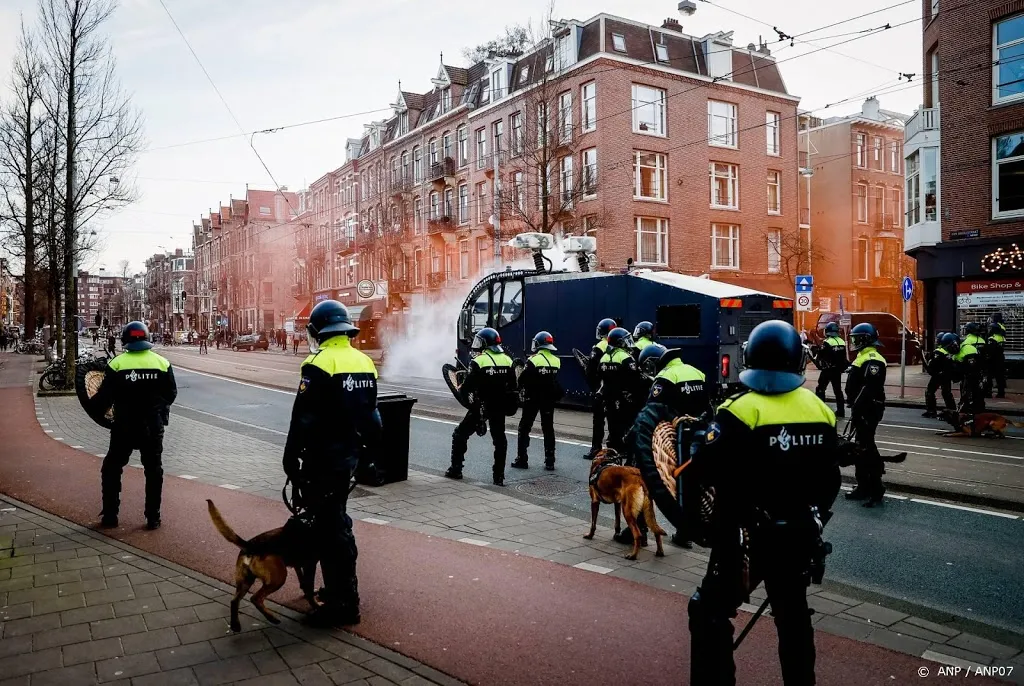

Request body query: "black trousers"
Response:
[814, 369, 845, 416]
[984, 352, 1006, 397]
[518, 400, 555, 463]
[101, 428, 164, 520]
[604, 401, 636, 455]
[852, 405, 884, 500]
[925, 375, 955, 412]
[590, 400, 605, 453]
[689, 532, 815, 685]
[959, 375, 984, 413]
[451, 406, 507, 478]
[302, 467, 358, 609]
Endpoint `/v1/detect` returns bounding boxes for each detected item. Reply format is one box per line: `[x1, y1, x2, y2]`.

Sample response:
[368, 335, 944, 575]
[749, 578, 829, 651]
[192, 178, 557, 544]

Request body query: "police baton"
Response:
[734, 597, 771, 649]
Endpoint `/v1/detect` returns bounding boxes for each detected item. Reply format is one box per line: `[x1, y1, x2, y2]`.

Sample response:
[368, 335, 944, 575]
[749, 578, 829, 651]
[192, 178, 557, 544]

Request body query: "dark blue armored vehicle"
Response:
[454, 238, 795, 406]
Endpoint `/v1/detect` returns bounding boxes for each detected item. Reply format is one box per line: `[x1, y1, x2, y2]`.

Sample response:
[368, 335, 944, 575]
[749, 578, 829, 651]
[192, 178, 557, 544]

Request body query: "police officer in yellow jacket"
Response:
[923, 332, 956, 418]
[962, 322, 988, 410]
[845, 323, 887, 507]
[283, 301, 380, 627]
[947, 333, 983, 414]
[631, 321, 656, 358]
[446, 327, 516, 486]
[985, 313, 1007, 398]
[688, 320, 840, 685]
[96, 321, 177, 530]
[599, 327, 646, 454]
[585, 318, 616, 459]
[814, 322, 847, 418]
[513, 331, 562, 471]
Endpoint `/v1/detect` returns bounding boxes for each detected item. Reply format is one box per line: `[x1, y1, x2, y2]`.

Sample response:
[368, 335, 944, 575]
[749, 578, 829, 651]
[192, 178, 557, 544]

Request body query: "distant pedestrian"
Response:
[199, 331, 209, 355]
[0, 330, 8, 352]
[293, 333, 300, 355]
[94, 321, 177, 530]
[107, 329, 117, 356]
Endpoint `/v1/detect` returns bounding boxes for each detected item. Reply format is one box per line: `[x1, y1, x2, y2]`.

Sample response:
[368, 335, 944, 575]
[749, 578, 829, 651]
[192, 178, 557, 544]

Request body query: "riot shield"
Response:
[442, 363, 473, 410]
[76, 357, 115, 429]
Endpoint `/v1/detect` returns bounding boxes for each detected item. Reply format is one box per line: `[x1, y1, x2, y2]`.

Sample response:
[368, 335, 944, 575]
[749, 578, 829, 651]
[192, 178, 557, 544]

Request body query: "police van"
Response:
[454, 234, 794, 406]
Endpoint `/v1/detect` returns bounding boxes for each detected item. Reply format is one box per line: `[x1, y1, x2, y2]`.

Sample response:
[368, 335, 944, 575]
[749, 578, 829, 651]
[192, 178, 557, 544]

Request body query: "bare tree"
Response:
[357, 199, 412, 312]
[462, 24, 531, 63]
[38, 0, 143, 383]
[769, 229, 832, 288]
[117, 258, 130, 325]
[0, 20, 46, 339]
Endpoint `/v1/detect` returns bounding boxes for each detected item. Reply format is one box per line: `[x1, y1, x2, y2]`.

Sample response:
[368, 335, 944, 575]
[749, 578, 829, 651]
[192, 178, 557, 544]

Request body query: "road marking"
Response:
[921, 649, 988, 671]
[54, 437, 64, 441]
[457, 538, 492, 546]
[71, 445, 84, 449]
[884, 493, 907, 500]
[176, 404, 288, 435]
[44, 429, 52, 433]
[573, 562, 614, 574]
[95, 454, 105, 458]
[178, 475, 198, 480]
[908, 498, 1019, 519]
[410, 415, 591, 447]
[128, 464, 142, 469]
[39, 423, 48, 426]
[174, 367, 293, 395]
[362, 517, 389, 525]
[882, 422, 1024, 440]
[877, 439, 1022, 461]
[218, 484, 241, 490]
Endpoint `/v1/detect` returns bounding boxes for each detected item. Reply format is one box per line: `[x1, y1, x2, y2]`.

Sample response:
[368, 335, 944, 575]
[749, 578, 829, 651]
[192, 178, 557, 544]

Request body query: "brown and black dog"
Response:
[584, 450, 666, 560]
[207, 500, 319, 632]
[938, 409, 1024, 438]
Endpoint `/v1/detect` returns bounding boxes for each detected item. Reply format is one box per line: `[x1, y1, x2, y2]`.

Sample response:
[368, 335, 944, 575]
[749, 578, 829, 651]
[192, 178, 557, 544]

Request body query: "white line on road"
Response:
[176, 404, 288, 435]
[71, 445, 84, 449]
[219, 484, 241, 490]
[178, 475, 198, 480]
[573, 562, 614, 574]
[43, 429, 52, 433]
[410, 414, 591, 447]
[362, 517, 390, 525]
[175, 367, 293, 395]
[877, 439, 1022, 461]
[884, 493, 908, 500]
[457, 538, 492, 546]
[921, 649, 988, 671]
[908, 498, 1019, 519]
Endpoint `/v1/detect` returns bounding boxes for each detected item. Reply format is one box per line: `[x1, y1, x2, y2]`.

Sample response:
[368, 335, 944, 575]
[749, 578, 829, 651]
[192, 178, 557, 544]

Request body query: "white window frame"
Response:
[429, 191, 440, 220]
[856, 237, 870, 281]
[767, 170, 781, 215]
[890, 141, 901, 174]
[458, 183, 469, 225]
[655, 43, 669, 62]
[513, 171, 526, 212]
[581, 82, 596, 132]
[560, 156, 574, 206]
[612, 33, 626, 52]
[634, 151, 667, 201]
[993, 131, 1024, 218]
[558, 91, 573, 142]
[491, 68, 504, 101]
[429, 138, 438, 166]
[906, 151, 920, 226]
[519, 66, 530, 84]
[708, 100, 738, 148]
[855, 133, 866, 168]
[476, 182, 488, 223]
[873, 136, 883, 170]
[475, 128, 487, 170]
[635, 217, 668, 266]
[492, 119, 503, 156]
[767, 230, 781, 274]
[582, 148, 597, 197]
[459, 239, 470, 279]
[632, 84, 666, 136]
[766, 111, 780, 155]
[711, 224, 740, 270]
[890, 187, 902, 227]
[994, 14, 1024, 104]
[710, 162, 739, 209]
[414, 197, 422, 233]
[511, 111, 524, 155]
[457, 126, 468, 168]
[856, 183, 868, 223]
[413, 146, 422, 182]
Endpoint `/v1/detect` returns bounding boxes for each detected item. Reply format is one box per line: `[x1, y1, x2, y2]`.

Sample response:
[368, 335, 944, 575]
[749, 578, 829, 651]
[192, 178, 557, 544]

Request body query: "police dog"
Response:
[937, 409, 1024, 438]
[583, 449, 667, 560]
[207, 500, 319, 632]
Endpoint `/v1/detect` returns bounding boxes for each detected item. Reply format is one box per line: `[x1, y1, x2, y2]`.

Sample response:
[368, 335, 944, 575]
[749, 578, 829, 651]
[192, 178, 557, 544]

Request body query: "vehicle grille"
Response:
[739, 312, 772, 340]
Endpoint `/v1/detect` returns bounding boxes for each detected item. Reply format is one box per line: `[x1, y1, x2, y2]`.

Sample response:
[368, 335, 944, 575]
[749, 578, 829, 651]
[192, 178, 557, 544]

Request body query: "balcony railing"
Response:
[427, 216, 453, 234]
[427, 271, 452, 289]
[390, 175, 415, 198]
[905, 106, 939, 142]
[333, 236, 355, 254]
[390, 277, 414, 293]
[428, 158, 456, 183]
[799, 207, 810, 227]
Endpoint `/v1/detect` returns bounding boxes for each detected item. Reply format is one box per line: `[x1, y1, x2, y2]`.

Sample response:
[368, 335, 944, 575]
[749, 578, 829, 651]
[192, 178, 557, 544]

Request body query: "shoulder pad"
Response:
[717, 389, 750, 409]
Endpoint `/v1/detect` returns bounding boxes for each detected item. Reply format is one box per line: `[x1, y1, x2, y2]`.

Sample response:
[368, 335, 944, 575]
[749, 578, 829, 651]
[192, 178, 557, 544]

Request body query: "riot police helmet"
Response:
[824, 321, 840, 337]
[739, 320, 805, 394]
[935, 331, 946, 347]
[849, 322, 880, 351]
[121, 321, 153, 352]
[964, 321, 981, 336]
[307, 300, 358, 346]
[633, 321, 655, 340]
[991, 312, 1004, 324]
[607, 327, 633, 350]
[472, 327, 503, 354]
[941, 332, 961, 353]
[531, 330, 557, 353]
[637, 343, 668, 376]
[596, 318, 616, 340]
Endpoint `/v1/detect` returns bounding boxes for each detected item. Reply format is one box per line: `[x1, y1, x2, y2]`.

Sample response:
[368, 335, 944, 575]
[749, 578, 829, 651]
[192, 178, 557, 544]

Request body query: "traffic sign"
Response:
[796, 292, 813, 311]
[901, 276, 914, 302]
[795, 275, 814, 292]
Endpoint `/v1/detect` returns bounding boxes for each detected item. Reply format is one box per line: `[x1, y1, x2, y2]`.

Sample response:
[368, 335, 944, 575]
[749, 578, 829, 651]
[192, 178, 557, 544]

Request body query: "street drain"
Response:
[512, 476, 579, 498]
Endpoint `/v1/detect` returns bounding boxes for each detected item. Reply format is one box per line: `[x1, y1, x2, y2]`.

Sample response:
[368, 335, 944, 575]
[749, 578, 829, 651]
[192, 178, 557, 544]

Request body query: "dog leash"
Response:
[281, 476, 360, 516]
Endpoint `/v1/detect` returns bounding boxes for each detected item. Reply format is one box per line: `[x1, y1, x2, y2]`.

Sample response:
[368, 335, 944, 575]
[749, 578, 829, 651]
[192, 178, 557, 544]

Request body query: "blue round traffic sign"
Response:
[901, 276, 914, 302]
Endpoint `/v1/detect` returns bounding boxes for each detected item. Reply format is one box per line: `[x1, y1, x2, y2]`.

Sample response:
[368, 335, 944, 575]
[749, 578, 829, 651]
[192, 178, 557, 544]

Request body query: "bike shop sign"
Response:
[956, 279, 1024, 308]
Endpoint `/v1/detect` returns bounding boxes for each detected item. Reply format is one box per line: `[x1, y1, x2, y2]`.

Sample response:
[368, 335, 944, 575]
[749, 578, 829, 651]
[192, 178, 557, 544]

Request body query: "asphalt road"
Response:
[170, 365, 1024, 636]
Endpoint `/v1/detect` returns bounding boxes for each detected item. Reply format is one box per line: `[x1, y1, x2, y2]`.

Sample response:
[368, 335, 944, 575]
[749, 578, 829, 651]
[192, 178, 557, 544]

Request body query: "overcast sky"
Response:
[0, 0, 923, 274]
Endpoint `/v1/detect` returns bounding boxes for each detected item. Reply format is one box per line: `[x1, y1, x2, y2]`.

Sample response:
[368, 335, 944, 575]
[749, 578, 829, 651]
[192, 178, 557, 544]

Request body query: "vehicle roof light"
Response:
[508, 232, 554, 251]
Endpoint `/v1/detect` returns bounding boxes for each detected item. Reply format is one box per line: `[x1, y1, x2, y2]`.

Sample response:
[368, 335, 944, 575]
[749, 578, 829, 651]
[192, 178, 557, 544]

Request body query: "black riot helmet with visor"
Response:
[306, 300, 358, 353]
[472, 327, 503, 356]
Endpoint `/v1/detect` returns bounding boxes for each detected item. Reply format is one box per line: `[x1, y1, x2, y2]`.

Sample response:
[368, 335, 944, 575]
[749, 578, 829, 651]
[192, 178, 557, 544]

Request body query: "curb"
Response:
[818, 395, 1024, 417]
[838, 474, 1024, 515]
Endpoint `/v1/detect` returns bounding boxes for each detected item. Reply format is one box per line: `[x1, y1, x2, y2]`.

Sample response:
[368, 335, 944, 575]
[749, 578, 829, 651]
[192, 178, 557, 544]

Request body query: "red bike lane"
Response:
[0, 381, 999, 685]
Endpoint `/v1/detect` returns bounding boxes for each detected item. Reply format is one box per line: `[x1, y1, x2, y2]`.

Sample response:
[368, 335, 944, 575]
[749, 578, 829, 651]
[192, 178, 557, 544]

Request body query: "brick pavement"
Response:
[30, 390, 1024, 679]
[0, 493, 461, 686]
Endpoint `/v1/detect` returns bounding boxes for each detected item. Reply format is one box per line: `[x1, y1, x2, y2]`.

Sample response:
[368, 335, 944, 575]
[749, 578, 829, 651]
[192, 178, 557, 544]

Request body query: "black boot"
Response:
[671, 531, 693, 549]
[544, 454, 555, 471]
[584, 447, 599, 460]
[511, 456, 529, 469]
[444, 466, 463, 480]
[99, 514, 118, 529]
[922, 410, 937, 418]
[845, 488, 867, 501]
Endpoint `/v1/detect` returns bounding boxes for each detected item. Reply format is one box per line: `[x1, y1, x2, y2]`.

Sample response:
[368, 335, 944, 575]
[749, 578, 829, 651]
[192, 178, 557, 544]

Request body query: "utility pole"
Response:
[492, 144, 501, 267]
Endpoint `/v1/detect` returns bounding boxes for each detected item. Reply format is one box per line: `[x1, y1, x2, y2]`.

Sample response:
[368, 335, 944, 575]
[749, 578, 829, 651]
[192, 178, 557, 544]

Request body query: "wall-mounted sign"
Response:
[949, 229, 981, 240]
[956, 278, 1024, 308]
[981, 244, 1024, 273]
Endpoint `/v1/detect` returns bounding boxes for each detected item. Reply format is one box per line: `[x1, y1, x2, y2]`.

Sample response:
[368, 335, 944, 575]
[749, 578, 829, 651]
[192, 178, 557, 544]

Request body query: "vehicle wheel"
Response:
[39, 368, 63, 391]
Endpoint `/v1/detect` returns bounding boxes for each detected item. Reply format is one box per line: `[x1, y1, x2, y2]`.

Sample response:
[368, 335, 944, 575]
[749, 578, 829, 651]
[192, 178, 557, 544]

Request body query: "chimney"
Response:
[861, 96, 881, 121]
[758, 41, 771, 56]
[661, 17, 682, 32]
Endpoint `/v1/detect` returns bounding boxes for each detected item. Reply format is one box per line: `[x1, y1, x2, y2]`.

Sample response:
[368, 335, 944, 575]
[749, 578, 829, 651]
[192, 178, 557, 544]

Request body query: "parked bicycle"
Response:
[38, 350, 105, 391]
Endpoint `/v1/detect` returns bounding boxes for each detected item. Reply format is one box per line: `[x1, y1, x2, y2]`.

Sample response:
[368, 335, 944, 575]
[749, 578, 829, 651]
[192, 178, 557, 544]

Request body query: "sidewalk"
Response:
[2, 352, 1022, 684]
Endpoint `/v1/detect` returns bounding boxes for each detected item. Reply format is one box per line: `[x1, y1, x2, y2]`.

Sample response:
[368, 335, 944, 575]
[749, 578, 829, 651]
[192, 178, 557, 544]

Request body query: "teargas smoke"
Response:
[381, 238, 583, 379]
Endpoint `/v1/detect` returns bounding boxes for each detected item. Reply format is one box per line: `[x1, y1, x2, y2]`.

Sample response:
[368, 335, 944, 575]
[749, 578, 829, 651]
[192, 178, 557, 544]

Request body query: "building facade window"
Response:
[856, 183, 868, 222]
[444, 188, 454, 218]
[460, 240, 470, 279]
[906, 151, 920, 225]
[655, 42, 669, 62]
[413, 146, 422, 181]
[476, 128, 487, 169]
[923, 147, 938, 221]
[493, 120, 504, 155]
[994, 131, 1024, 217]
[458, 183, 469, 224]
[511, 112, 524, 155]
[612, 33, 626, 52]
[767, 171, 781, 214]
[457, 126, 468, 167]
[766, 111, 780, 155]
[708, 100, 738, 148]
[632, 85, 666, 136]
[559, 91, 573, 141]
[513, 171, 526, 212]
[767, 230, 781, 274]
[414, 197, 422, 233]
[476, 182, 488, 223]
[560, 156, 574, 205]
[855, 133, 867, 167]
[636, 217, 668, 265]
[712, 224, 740, 269]
[890, 188, 902, 227]
[873, 185, 885, 225]
[873, 136, 884, 170]
[401, 151, 409, 181]
[414, 249, 423, 285]
[582, 148, 597, 196]
[634, 151, 667, 201]
[890, 141, 901, 174]
[710, 163, 739, 209]
[429, 191, 440, 220]
[581, 82, 596, 131]
[995, 14, 1024, 103]
[429, 138, 438, 165]
[856, 237, 869, 280]
[443, 131, 452, 161]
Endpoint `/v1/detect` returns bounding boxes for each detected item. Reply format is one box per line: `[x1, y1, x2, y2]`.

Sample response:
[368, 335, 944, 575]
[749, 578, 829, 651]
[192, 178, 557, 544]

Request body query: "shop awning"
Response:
[346, 299, 382, 322]
[293, 299, 312, 324]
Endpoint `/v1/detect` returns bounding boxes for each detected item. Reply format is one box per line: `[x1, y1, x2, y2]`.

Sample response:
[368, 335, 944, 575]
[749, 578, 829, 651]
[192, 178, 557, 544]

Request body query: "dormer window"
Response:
[545, 54, 554, 72]
[655, 43, 669, 62]
[491, 68, 504, 100]
[519, 66, 530, 84]
[612, 33, 626, 52]
[441, 88, 451, 113]
[398, 111, 409, 135]
[480, 78, 490, 104]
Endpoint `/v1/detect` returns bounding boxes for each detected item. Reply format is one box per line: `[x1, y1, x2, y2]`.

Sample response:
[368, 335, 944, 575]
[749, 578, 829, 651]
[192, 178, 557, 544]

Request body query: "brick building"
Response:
[905, 0, 1024, 354]
[193, 188, 299, 335]
[293, 11, 802, 327]
[142, 250, 194, 336]
[801, 98, 908, 319]
[75, 269, 125, 329]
